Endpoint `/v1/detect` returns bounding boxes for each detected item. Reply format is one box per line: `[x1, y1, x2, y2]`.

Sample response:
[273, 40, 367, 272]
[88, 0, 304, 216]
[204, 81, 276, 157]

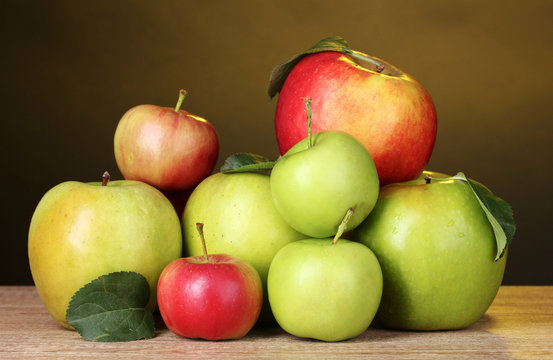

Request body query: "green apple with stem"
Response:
[28, 171, 182, 328]
[182, 171, 305, 325]
[268, 209, 383, 341]
[270, 98, 379, 238]
[353, 171, 515, 330]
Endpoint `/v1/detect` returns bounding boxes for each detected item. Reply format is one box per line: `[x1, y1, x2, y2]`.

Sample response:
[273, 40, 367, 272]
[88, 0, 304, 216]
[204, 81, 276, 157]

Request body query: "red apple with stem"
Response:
[114, 89, 219, 192]
[271, 37, 437, 185]
[157, 223, 263, 341]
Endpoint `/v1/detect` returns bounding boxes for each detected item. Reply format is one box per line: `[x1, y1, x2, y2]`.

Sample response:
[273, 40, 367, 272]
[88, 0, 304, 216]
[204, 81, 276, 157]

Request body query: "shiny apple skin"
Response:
[275, 51, 437, 185]
[157, 254, 263, 340]
[353, 171, 507, 330]
[114, 104, 219, 190]
[28, 179, 183, 329]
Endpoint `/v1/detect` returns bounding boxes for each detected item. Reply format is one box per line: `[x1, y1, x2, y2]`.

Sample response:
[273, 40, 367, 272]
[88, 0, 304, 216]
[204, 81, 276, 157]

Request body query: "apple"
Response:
[157, 223, 263, 340]
[182, 171, 305, 325]
[114, 89, 219, 191]
[28, 172, 183, 329]
[267, 223, 383, 342]
[273, 44, 437, 186]
[270, 118, 379, 238]
[353, 171, 509, 330]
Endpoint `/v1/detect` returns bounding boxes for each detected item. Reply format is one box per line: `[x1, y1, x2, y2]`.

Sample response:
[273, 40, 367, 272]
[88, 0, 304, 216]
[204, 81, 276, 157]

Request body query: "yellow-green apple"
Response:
[28, 172, 182, 329]
[114, 89, 219, 191]
[271, 37, 437, 185]
[182, 172, 305, 325]
[270, 129, 379, 238]
[353, 171, 512, 330]
[267, 234, 383, 342]
[157, 223, 263, 340]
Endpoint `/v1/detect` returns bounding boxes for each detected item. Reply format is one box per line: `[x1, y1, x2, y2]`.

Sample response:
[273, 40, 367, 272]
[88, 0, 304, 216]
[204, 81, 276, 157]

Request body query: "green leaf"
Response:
[66, 271, 155, 342]
[267, 36, 351, 98]
[433, 172, 515, 261]
[220, 152, 276, 174]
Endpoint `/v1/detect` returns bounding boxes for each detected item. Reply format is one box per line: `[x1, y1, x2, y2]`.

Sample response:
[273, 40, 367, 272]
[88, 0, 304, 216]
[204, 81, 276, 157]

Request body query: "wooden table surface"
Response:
[1, 286, 551, 359]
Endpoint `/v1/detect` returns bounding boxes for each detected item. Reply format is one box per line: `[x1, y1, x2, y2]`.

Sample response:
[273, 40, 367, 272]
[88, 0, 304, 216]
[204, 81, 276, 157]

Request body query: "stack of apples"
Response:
[27, 89, 220, 332]
[28, 36, 513, 342]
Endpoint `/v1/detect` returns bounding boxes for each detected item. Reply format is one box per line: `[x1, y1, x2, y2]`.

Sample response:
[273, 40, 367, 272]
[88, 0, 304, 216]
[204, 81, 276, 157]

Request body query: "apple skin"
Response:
[114, 102, 219, 191]
[275, 51, 437, 185]
[157, 254, 263, 340]
[352, 171, 507, 330]
[28, 179, 183, 329]
[270, 131, 379, 238]
[182, 172, 305, 325]
[267, 238, 383, 342]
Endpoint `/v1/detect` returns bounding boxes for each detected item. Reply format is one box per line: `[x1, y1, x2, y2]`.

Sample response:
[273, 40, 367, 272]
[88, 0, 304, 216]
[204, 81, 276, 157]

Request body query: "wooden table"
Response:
[1, 286, 551, 359]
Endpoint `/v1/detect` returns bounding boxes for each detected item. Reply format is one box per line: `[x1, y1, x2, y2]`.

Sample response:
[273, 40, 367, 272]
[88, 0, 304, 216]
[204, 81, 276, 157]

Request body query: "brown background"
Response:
[2, 1, 552, 285]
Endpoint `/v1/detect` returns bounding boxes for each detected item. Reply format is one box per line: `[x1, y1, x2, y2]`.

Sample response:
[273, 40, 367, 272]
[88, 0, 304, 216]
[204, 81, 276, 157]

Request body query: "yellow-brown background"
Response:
[2, 1, 552, 284]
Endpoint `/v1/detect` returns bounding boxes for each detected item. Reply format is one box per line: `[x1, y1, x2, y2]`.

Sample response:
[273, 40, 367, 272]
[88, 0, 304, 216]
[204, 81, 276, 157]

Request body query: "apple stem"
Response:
[304, 97, 313, 148]
[174, 89, 188, 112]
[196, 222, 210, 263]
[101, 171, 110, 186]
[332, 208, 354, 245]
[424, 175, 432, 184]
[348, 50, 386, 74]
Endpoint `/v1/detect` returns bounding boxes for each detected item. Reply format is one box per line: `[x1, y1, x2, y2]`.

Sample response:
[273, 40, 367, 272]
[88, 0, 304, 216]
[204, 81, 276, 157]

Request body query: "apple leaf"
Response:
[268, 36, 351, 98]
[220, 153, 276, 174]
[433, 172, 515, 261]
[66, 271, 155, 342]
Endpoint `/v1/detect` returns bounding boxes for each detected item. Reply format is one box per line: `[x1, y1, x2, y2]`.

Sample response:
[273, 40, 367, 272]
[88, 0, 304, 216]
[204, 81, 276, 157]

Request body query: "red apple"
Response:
[274, 50, 437, 185]
[114, 89, 219, 191]
[157, 223, 263, 341]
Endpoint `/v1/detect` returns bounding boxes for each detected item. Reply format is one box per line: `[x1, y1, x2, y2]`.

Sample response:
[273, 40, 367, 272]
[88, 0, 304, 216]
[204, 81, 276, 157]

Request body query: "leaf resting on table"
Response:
[66, 271, 155, 342]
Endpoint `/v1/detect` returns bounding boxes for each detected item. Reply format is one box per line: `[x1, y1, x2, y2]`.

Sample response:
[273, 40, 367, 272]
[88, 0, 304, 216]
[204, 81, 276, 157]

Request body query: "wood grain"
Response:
[0, 286, 551, 359]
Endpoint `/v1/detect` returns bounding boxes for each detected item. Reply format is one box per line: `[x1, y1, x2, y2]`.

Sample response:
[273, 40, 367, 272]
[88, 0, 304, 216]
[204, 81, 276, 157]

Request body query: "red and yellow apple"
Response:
[273, 49, 437, 185]
[114, 90, 219, 192]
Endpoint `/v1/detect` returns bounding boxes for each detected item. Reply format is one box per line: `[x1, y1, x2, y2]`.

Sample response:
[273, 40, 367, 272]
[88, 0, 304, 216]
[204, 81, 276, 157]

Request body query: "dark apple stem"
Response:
[196, 222, 210, 263]
[424, 175, 432, 184]
[332, 208, 354, 245]
[102, 171, 110, 186]
[174, 89, 188, 112]
[348, 50, 386, 74]
[304, 97, 313, 148]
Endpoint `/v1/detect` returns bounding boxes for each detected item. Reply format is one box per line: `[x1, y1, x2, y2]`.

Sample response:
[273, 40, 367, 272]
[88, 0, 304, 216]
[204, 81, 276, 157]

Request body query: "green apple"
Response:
[267, 236, 383, 342]
[270, 130, 379, 238]
[182, 172, 305, 325]
[353, 171, 510, 330]
[28, 172, 182, 328]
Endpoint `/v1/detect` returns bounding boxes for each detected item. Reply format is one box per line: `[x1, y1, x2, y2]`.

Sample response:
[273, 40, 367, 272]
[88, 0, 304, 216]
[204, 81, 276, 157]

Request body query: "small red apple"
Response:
[114, 90, 219, 191]
[157, 223, 263, 341]
[273, 47, 437, 186]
